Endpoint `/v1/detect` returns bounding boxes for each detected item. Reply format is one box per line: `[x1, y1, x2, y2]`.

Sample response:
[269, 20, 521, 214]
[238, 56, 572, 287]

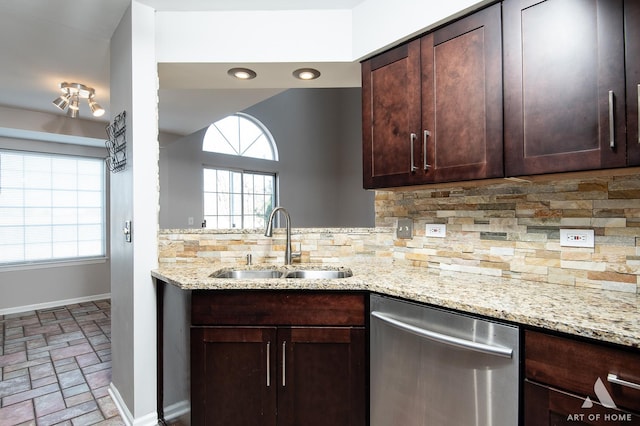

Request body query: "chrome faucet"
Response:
[264, 206, 300, 265]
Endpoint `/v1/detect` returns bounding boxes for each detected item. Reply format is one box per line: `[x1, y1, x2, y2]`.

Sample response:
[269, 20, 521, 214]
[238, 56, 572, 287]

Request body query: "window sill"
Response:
[0, 257, 109, 273]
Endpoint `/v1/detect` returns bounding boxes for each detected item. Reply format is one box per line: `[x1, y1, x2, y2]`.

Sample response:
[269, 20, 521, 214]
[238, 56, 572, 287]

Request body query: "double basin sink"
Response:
[211, 266, 353, 280]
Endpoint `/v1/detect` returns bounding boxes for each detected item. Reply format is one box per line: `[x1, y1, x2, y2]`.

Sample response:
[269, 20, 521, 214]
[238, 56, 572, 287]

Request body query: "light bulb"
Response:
[227, 68, 257, 80]
[89, 98, 105, 117]
[69, 95, 80, 111]
[52, 92, 71, 110]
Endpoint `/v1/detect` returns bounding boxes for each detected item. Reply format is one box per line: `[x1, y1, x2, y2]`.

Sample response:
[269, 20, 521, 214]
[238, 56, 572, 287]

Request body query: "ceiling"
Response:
[0, 0, 365, 137]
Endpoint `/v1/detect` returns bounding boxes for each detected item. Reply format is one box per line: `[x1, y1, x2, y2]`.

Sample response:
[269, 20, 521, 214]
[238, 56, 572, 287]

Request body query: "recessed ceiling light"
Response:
[293, 68, 321, 80]
[228, 67, 257, 80]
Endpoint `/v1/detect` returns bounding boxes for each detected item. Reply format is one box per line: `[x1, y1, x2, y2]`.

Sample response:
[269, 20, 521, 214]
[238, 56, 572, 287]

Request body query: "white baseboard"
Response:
[0, 293, 111, 316]
[108, 384, 133, 426]
[109, 383, 159, 426]
[163, 400, 190, 422]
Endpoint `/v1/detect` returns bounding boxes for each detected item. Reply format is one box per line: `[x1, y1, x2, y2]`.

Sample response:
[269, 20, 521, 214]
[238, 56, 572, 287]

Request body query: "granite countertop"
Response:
[152, 262, 640, 349]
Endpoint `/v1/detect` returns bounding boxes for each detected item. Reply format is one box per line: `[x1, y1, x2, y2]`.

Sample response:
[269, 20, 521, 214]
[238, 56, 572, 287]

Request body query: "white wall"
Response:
[0, 104, 109, 143]
[334, 88, 371, 225]
[160, 88, 374, 229]
[0, 112, 111, 313]
[0, 113, 179, 313]
[109, 4, 135, 419]
[155, 10, 353, 63]
[123, 1, 495, 423]
[245, 88, 374, 227]
[0, 262, 110, 313]
[154, 0, 489, 64]
[351, 0, 494, 59]
[109, 2, 158, 424]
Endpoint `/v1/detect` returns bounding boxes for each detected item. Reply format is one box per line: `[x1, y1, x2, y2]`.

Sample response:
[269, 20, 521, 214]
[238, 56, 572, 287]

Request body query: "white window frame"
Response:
[203, 167, 277, 230]
[203, 112, 279, 161]
[0, 149, 107, 267]
[202, 113, 280, 230]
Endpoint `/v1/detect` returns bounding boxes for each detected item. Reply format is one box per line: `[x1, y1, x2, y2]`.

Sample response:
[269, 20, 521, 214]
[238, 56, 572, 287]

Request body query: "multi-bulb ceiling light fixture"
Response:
[52, 82, 105, 118]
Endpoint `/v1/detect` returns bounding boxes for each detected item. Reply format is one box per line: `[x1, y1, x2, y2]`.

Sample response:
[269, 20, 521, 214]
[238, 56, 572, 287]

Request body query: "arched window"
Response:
[203, 113, 278, 160]
[202, 113, 278, 229]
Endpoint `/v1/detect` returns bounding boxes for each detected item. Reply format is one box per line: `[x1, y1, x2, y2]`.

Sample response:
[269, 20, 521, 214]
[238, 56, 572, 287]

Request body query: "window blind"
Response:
[0, 150, 106, 265]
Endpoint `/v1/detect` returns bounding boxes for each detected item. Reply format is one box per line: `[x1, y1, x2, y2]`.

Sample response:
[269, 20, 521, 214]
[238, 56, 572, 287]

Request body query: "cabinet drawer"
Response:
[524, 380, 640, 426]
[191, 291, 366, 326]
[525, 330, 640, 413]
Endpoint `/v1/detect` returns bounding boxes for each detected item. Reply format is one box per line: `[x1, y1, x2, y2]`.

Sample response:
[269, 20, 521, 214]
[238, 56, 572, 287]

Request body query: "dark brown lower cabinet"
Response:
[525, 381, 640, 426]
[191, 327, 277, 426]
[524, 330, 640, 425]
[277, 327, 365, 426]
[190, 291, 366, 426]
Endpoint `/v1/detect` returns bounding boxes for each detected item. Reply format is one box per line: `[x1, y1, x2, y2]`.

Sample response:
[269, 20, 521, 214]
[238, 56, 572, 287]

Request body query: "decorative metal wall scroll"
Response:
[105, 111, 127, 173]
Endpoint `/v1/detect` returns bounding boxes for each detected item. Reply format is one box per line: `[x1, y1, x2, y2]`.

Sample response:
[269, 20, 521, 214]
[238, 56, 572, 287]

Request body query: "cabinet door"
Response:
[524, 380, 640, 425]
[626, 0, 640, 165]
[362, 40, 422, 189]
[191, 327, 277, 426]
[525, 330, 640, 414]
[504, 0, 626, 176]
[421, 3, 503, 182]
[277, 327, 366, 426]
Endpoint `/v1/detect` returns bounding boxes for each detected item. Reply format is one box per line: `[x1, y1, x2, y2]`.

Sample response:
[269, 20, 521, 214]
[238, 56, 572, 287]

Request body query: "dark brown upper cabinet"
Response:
[362, 4, 503, 189]
[503, 0, 627, 176]
[421, 4, 503, 183]
[362, 40, 422, 189]
[626, 0, 640, 165]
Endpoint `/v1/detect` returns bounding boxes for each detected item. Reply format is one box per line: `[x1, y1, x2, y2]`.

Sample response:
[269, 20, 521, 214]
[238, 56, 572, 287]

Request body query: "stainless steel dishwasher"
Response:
[370, 294, 519, 426]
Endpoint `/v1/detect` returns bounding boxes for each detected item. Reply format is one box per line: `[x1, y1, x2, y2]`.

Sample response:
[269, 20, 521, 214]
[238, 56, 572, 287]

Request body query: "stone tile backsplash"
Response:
[158, 228, 395, 267]
[375, 171, 640, 293]
[159, 170, 640, 294]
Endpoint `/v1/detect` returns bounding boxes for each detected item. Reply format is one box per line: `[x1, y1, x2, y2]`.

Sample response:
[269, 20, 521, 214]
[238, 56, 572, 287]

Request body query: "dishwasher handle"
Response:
[371, 311, 513, 359]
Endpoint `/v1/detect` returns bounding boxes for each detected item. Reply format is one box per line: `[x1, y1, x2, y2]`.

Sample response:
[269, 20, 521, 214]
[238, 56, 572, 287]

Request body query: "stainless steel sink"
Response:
[283, 269, 353, 279]
[210, 269, 284, 279]
[210, 267, 353, 279]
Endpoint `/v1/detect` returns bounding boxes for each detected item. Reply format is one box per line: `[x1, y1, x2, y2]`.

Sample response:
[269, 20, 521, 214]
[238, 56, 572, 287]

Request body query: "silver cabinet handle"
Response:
[371, 311, 513, 359]
[637, 84, 639, 144]
[608, 373, 640, 391]
[266, 341, 271, 387]
[410, 133, 418, 172]
[282, 341, 287, 387]
[423, 130, 431, 170]
[609, 90, 615, 149]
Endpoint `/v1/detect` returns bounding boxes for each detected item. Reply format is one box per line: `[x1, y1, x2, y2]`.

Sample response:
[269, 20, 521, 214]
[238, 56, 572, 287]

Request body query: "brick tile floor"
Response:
[0, 300, 125, 426]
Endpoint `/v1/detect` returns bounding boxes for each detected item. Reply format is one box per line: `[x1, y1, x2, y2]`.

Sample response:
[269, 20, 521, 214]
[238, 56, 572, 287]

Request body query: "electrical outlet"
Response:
[188, 217, 194, 226]
[426, 224, 446, 238]
[397, 218, 413, 239]
[560, 229, 594, 248]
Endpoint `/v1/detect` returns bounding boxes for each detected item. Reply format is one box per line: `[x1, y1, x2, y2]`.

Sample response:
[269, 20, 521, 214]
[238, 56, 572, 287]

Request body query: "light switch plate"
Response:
[124, 220, 132, 243]
[397, 218, 413, 239]
[560, 228, 594, 248]
[426, 224, 446, 238]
